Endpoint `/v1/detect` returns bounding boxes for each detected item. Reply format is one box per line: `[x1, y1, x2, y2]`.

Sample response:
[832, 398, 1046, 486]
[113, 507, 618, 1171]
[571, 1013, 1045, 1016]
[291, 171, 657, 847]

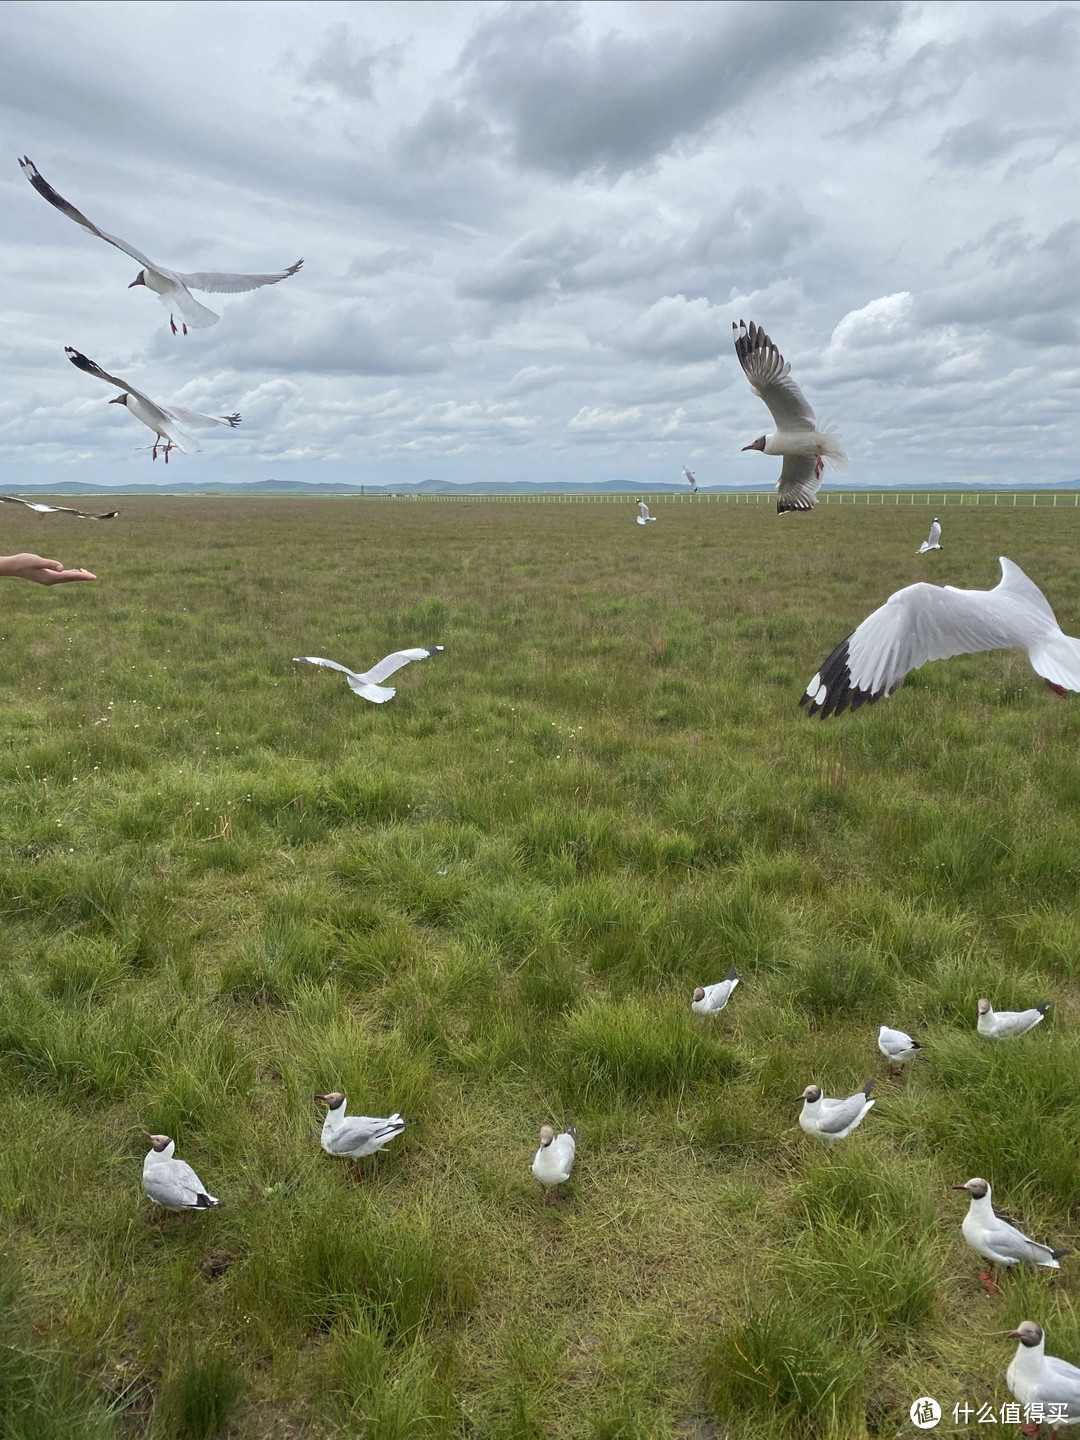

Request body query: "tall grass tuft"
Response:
[156, 1345, 244, 1439]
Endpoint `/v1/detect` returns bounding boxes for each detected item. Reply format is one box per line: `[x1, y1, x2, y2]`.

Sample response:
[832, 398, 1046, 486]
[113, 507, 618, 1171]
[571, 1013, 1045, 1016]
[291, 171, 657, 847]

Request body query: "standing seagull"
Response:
[1006, 1323, 1080, 1432]
[733, 319, 846, 513]
[877, 1024, 921, 1077]
[918, 518, 942, 553]
[636, 502, 657, 525]
[977, 997, 1051, 1039]
[142, 1134, 222, 1217]
[801, 558, 1080, 718]
[21, 157, 302, 334]
[315, 1093, 406, 1178]
[532, 1125, 576, 1205]
[953, 1178, 1068, 1294]
[294, 646, 444, 703]
[0, 495, 117, 520]
[692, 964, 739, 1015]
[65, 348, 240, 462]
[797, 1081, 874, 1146]
[683, 467, 698, 493]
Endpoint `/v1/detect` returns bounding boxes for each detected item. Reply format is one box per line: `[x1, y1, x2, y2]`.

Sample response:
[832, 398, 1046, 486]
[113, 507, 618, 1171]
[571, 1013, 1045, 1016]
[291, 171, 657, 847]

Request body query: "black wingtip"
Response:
[65, 346, 92, 371]
[725, 963, 737, 981]
[1038, 1002, 1052, 1014]
[862, 1079, 875, 1097]
[224, 413, 241, 427]
[800, 637, 886, 720]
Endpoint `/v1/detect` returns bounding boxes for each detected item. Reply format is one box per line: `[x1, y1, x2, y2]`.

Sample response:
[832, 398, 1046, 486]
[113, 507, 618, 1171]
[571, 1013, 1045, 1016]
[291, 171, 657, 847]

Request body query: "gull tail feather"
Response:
[347, 678, 396, 703]
[1029, 635, 1080, 695]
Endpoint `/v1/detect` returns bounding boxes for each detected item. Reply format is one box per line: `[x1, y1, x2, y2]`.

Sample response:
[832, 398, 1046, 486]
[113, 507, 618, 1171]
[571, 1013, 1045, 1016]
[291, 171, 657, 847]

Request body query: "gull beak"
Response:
[1008, 1330, 1022, 1340]
[951, 1184, 969, 1191]
[128, 280, 139, 288]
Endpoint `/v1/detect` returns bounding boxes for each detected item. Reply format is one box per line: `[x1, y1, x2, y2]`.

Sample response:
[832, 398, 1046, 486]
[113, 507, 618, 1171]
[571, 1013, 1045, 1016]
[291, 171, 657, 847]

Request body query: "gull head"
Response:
[108, 394, 129, 408]
[797, 1085, 822, 1103]
[128, 271, 148, 289]
[1009, 1322, 1044, 1348]
[144, 1133, 173, 1152]
[977, 998, 991, 1016]
[742, 436, 767, 453]
[538, 1125, 555, 1149]
[693, 986, 706, 1002]
[316, 1092, 346, 1111]
[952, 1177, 989, 1198]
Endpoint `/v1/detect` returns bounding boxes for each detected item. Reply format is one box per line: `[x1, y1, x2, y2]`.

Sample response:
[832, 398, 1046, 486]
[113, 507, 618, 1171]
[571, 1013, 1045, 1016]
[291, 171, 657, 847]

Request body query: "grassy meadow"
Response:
[3, 495, 1080, 1439]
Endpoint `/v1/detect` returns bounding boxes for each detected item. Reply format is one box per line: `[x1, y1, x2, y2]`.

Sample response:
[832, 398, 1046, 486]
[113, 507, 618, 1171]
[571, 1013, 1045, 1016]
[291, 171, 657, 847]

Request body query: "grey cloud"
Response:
[458, 225, 598, 304]
[501, 365, 564, 397]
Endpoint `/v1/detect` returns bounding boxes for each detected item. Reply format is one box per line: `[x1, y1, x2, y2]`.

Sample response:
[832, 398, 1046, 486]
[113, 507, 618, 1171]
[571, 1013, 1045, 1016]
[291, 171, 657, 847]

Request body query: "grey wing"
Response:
[325, 1117, 397, 1154]
[161, 405, 241, 430]
[1042, 1357, 1080, 1407]
[294, 656, 359, 678]
[987, 1220, 1057, 1265]
[817, 1093, 868, 1134]
[21, 158, 156, 268]
[64, 347, 157, 408]
[880, 1026, 914, 1055]
[175, 260, 304, 294]
[777, 454, 822, 513]
[733, 320, 817, 432]
[363, 647, 443, 684]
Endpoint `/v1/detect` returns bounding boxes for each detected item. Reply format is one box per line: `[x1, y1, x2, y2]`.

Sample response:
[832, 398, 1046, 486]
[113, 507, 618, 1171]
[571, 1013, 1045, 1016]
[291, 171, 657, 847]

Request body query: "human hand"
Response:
[0, 553, 97, 584]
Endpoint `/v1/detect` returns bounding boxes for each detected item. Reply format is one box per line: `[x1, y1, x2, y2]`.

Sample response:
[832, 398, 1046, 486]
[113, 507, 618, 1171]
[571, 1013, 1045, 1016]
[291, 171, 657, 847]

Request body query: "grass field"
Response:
[2, 496, 1080, 1440]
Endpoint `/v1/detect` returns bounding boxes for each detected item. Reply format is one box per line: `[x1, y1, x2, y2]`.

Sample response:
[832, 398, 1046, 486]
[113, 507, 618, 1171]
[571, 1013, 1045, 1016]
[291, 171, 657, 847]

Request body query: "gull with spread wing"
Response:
[21, 156, 302, 334]
[918, 518, 942, 553]
[801, 558, 1080, 718]
[636, 502, 657, 525]
[683, 467, 698, 493]
[65, 348, 240, 463]
[733, 319, 846, 513]
[294, 646, 444, 703]
[0, 494, 117, 520]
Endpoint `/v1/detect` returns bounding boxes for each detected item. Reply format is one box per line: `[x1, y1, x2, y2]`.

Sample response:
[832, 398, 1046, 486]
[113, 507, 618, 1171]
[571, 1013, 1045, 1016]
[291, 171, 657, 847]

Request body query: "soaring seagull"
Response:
[294, 646, 444, 703]
[733, 319, 846, 513]
[0, 495, 117, 520]
[21, 157, 302, 334]
[65, 347, 240, 462]
[801, 558, 1080, 718]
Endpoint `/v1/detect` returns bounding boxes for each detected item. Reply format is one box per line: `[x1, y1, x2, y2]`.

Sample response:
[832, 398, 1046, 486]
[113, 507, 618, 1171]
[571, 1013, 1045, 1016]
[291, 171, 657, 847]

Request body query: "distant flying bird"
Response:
[733, 319, 846, 513]
[801, 558, 1080, 718]
[1006, 1322, 1080, 1425]
[0, 494, 117, 520]
[683, 467, 698, 493]
[21, 156, 302, 334]
[877, 1024, 921, 1077]
[918, 518, 942, 553]
[294, 645, 444, 703]
[65, 347, 240, 463]
[532, 1124, 576, 1205]
[977, 997, 1051, 1039]
[142, 1134, 222, 1215]
[797, 1081, 874, 1145]
[636, 502, 657, 525]
[953, 1178, 1069, 1294]
[692, 964, 739, 1015]
[315, 1093, 405, 1178]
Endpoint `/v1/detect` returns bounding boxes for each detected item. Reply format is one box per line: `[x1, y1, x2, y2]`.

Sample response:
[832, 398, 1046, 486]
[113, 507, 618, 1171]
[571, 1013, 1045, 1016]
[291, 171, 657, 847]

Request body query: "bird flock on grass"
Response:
[14, 151, 1080, 1428]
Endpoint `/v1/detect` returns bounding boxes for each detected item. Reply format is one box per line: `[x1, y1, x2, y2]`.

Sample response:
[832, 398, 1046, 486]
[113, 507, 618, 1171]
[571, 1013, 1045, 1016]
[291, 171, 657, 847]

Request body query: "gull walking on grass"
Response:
[977, 997, 1051, 1039]
[315, 1093, 405, 1179]
[294, 646, 444, 703]
[797, 1081, 874, 1146]
[1006, 1323, 1080, 1434]
[65, 348, 240, 462]
[733, 319, 846, 513]
[636, 502, 657, 525]
[142, 1134, 221, 1218]
[801, 558, 1080, 718]
[918, 518, 941, 553]
[21, 157, 302, 334]
[533, 1125, 576, 1205]
[878, 1025, 921, 1077]
[692, 964, 739, 1015]
[0, 495, 117, 520]
[953, 1178, 1069, 1295]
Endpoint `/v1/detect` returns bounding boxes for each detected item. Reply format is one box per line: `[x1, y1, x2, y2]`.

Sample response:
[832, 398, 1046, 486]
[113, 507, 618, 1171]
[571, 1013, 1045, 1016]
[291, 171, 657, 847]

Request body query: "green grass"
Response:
[1, 496, 1080, 1437]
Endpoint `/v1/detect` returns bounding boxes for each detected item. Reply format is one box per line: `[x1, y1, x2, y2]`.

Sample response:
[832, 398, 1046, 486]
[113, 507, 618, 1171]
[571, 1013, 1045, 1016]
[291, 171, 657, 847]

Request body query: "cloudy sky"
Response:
[2, 0, 1079, 489]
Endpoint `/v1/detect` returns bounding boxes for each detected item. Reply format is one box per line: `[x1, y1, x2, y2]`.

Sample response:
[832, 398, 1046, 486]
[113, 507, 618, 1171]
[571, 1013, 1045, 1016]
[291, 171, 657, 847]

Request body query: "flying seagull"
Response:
[0, 495, 117, 520]
[801, 558, 1080, 718]
[733, 319, 846, 513]
[918, 518, 942, 553]
[636, 502, 657, 525]
[683, 467, 698, 493]
[21, 157, 302, 334]
[294, 645, 444, 703]
[953, 1178, 1069, 1294]
[65, 347, 240, 462]
[977, 997, 1051, 1039]
[142, 1134, 222, 1216]
[532, 1124, 576, 1205]
[692, 964, 739, 1015]
[797, 1081, 874, 1146]
[1006, 1322, 1080, 1427]
[877, 1024, 921, 1077]
[315, 1093, 405, 1179]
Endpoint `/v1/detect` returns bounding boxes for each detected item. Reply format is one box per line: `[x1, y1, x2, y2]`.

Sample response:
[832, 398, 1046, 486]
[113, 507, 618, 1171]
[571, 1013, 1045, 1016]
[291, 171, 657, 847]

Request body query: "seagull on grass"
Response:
[21, 157, 302, 335]
[797, 1081, 874, 1146]
[142, 1134, 221, 1217]
[878, 1024, 921, 1077]
[953, 1178, 1069, 1295]
[801, 558, 1080, 718]
[0, 494, 117, 520]
[1006, 1322, 1080, 1433]
[977, 997, 1051, 1039]
[294, 645, 443, 703]
[733, 319, 846, 514]
[532, 1124, 576, 1205]
[918, 518, 941, 553]
[683, 467, 698, 493]
[692, 964, 739, 1015]
[315, 1093, 405, 1178]
[65, 348, 240, 462]
[637, 502, 657, 525]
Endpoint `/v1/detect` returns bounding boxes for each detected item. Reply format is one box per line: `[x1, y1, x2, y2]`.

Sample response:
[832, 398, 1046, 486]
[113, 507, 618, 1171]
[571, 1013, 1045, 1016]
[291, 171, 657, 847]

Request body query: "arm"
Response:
[0, 553, 96, 584]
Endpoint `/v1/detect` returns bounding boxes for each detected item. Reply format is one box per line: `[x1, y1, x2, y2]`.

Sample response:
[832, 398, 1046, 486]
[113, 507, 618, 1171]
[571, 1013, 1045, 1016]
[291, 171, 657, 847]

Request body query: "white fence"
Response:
[378, 490, 1080, 507]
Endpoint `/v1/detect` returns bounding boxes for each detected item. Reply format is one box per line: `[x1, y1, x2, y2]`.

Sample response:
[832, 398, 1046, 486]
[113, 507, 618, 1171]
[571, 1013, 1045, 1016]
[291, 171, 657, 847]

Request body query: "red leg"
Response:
[170, 315, 178, 335]
[545, 1186, 559, 1206]
[151, 440, 158, 461]
[977, 1268, 999, 1295]
[1045, 678, 1068, 697]
[182, 323, 188, 336]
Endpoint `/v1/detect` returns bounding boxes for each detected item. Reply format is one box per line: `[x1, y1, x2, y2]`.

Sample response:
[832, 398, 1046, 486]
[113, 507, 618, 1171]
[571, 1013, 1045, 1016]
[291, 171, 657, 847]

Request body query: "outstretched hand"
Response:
[0, 553, 97, 584]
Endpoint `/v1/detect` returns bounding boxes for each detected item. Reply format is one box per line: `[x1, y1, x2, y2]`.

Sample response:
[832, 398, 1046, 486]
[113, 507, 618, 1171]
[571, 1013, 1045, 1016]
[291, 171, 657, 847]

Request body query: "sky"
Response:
[2, 0, 1079, 490]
